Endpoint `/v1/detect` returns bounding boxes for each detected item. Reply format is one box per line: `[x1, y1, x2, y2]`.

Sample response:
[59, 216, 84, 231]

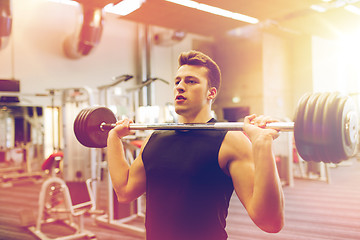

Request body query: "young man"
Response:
[107, 50, 284, 240]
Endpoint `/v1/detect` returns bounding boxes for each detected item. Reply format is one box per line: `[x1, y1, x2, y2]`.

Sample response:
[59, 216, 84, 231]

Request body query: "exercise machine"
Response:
[28, 152, 101, 240]
[95, 136, 146, 237]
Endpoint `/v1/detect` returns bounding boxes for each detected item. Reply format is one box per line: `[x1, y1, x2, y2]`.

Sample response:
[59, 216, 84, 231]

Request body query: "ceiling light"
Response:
[104, 0, 145, 16]
[48, 0, 78, 6]
[48, 0, 144, 16]
[232, 96, 241, 103]
[310, 4, 327, 12]
[344, 4, 360, 15]
[165, 0, 259, 24]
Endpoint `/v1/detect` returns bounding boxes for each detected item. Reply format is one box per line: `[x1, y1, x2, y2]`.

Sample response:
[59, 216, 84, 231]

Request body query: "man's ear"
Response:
[207, 87, 217, 100]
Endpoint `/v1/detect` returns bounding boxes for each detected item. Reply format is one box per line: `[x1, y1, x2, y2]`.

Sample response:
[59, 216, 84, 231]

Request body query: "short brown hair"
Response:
[178, 50, 221, 91]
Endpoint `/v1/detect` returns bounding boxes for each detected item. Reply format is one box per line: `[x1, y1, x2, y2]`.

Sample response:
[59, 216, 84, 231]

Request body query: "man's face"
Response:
[173, 64, 210, 118]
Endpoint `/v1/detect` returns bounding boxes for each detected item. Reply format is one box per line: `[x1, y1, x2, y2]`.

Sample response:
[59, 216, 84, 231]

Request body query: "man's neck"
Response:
[178, 109, 213, 124]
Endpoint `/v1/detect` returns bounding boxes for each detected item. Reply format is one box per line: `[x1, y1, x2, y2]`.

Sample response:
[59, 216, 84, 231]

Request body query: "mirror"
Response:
[0, 105, 45, 173]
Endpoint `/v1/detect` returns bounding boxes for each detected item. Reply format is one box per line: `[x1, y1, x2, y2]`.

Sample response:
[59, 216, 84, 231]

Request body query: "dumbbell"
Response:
[73, 92, 359, 164]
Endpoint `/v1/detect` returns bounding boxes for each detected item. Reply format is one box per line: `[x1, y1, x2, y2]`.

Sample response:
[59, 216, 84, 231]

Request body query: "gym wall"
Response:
[0, 1, 210, 109]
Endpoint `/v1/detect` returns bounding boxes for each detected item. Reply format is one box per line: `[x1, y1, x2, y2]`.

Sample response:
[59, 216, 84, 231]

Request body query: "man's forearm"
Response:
[251, 135, 284, 232]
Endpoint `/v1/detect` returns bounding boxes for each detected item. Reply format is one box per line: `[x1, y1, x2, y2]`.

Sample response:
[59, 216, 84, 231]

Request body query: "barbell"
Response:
[73, 92, 359, 164]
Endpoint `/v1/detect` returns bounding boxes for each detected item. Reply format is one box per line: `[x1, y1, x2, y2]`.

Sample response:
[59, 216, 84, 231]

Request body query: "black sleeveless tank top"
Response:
[142, 121, 234, 240]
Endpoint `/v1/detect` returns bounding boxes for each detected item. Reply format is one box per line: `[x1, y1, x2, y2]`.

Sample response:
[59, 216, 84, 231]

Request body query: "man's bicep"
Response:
[229, 155, 255, 208]
[127, 155, 146, 198]
[124, 136, 150, 200]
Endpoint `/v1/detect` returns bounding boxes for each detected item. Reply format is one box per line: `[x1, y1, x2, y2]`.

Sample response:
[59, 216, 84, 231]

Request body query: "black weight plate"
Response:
[322, 92, 345, 163]
[77, 107, 93, 146]
[86, 107, 117, 148]
[73, 108, 90, 147]
[79, 107, 97, 147]
[329, 94, 347, 163]
[294, 92, 312, 162]
[322, 93, 351, 164]
[311, 92, 331, 162]
[342, 97, 358, 158]
[345, 104, 359, 157]
[321, 93, 357, 164]
[74, 106, 99, 147]
[320, 92, 340, 163]
[301, 93, 321, 162]
[80, 107, 99, 148]
[336, 95, 358, 162]
[294, 93, 312, 139]
[87, 107, 117, 148]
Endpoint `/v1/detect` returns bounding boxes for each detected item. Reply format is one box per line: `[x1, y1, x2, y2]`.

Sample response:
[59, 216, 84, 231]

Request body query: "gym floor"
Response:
[1, 158, 359, 240]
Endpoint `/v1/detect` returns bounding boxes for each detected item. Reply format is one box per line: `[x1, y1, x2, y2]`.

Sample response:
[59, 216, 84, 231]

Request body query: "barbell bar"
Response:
[99, 121, 295, 131]
[73, 92, 359, 164]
